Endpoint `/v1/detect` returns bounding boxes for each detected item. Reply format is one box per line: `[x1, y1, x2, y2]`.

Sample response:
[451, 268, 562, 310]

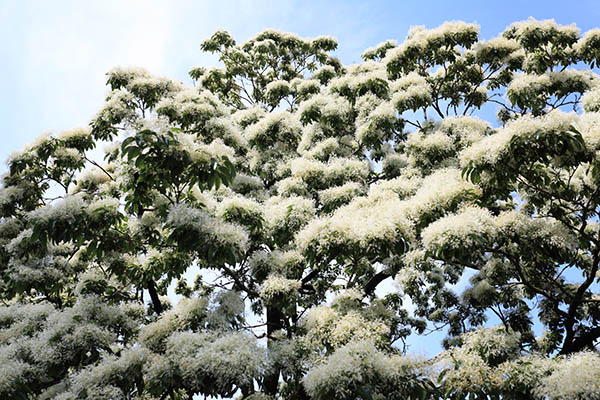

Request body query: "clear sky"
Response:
[2, 0, 599, 355]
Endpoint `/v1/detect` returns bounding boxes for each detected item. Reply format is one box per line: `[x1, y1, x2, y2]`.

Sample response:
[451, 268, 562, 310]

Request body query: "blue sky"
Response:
[2, 0, 600, 356]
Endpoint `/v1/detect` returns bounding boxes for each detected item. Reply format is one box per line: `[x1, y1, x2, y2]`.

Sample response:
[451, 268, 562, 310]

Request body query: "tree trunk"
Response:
[264, 305, 283, 395]
[147, 280, 164, 315]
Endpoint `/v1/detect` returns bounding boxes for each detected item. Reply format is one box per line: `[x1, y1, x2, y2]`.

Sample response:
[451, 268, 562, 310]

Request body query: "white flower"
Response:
[0, 186, 23, 208]
[460, 110, 575, 167]
[264, 195, 315, 237]
[318, 182, 364, 209]
[404, 168, 481, 219]
[297, 93, 353, 125]
[495, 210, 578, 252]
[27, 195, 86, 226]
[303, 340, 426, 399]
[167, 204, 249, 256]
[245, 111, 302, 148]
[422, 206, 495, 252]
[296, 191, 414, 257]
[106, 66, 150, 86]
[506, 18, 579, 41]
[390, 72, 432, 111]
[582, 87, 600, 113]
[57, 127, 91, 141]
[535, 351, 600, 399]
[260, 275, 301, 303]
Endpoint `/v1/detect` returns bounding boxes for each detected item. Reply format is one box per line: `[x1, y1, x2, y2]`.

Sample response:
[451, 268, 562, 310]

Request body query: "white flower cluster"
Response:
[265, 79, 291, 100]
[232, 106, 267, 128]
[303, 137, 342, 160]
[276, 177, 309, 197]
[495, 210, 578, 252]
[67, 347, 147, 398]
[296, 192, 414, 258]
[390, 72, 432, 111]
[127, 76, 183, 100]
[574, 27, 600, 55]
[245, 111, 302, 148]
[180, 135, 236, 164]
[205, 116, 246, 148]
[492, 355, 554, 395]
[329, 311, 389, 348]
[301, 306, 389, 351]
[507, 70, 596, 102]
[139, 296, 209, 351]
[405, 168, 481, 219]
[88, 197, 120, 214]
[473, 37, 520, 61]
[508, 72, 551, 95]
[396, 255, 427, 291]
[290, 157, 370, 190]
[264, 195, 316, 238]
[56, 127, 91, 141]
[506, 18, 579, 42]
[4, 228, 34, 256]
[128, 211, 161, 237]
[259, 275, 301, 303]
[438, 326, 521, 393]
[295, 78, 320, 97]
[328, 61, 387, 96]
[156, 89, 244, 148]
[53, 148, 82, 164]
[355, 101, 397, 145]
[330, 288, 364, 311]
[303, 339, 425, 400]
[582, 87, 600, 112]
[355, 93, 383, 120]
[8, 252, 69, 291]
[422, 206, 495, 253]
[297, 93, 353, 125]
[266, 80, 290, 93]
[460, 110, 575, 167]
[0, 357, 32, 398]
[93, 89, 138, 129]
[22, 131, 53, 151]
[406, 131, 454, 165]
[71, 166, 112, 193]
[535, 351, 600, 399]
[106, 66, 150, 86]
[361, 40, 397, 60]
[318, 182, 364, 209]
[146, 331, 267, 395]
[576, 111, 600, 150]
[27, 195, 86, 227]
[384, 21, 479, 64]
[0, 302, 55, 345]
[25, 296, 138, 371]
[249, 249, 304, 279]
[0, 186, 23, 209]
[438, 116, 491, 145]
[167, 204, 249, 256]
[380, 151, 409, 176]
[230, 173, 264, 195]
[217, 196, 263, 223]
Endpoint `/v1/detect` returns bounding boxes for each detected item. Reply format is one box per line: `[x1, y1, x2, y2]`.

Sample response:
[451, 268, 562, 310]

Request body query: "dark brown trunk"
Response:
[147, 280, 164, 315]
[264, 305, 283, 395]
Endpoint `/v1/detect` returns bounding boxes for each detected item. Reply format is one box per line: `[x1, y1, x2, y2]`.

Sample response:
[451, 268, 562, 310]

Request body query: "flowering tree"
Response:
[1, 19, 600, 399]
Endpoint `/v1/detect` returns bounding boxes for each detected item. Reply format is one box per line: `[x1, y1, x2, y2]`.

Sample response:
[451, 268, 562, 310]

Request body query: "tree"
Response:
[1, 19, 600, 400]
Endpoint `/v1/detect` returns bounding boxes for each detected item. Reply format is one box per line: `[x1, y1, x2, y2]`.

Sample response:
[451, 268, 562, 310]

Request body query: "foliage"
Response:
[2, 19, 600, 399]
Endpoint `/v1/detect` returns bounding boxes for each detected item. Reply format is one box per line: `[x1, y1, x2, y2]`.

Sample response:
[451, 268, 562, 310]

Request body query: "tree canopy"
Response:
[2, 18, 600, 400]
